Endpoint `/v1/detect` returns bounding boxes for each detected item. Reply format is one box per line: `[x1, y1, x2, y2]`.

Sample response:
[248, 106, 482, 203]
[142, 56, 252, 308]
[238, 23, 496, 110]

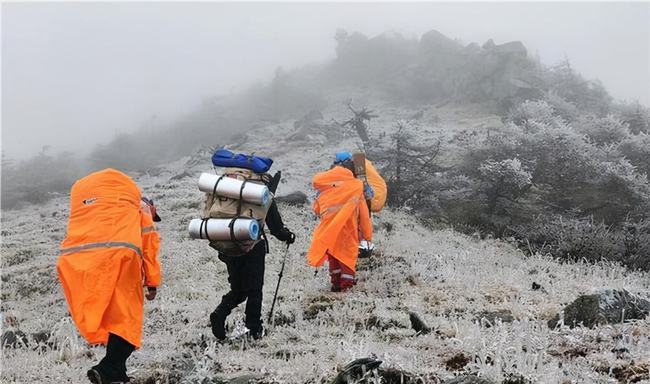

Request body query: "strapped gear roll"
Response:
[190, 167, 274, 256]
[188, 218, 259, 241]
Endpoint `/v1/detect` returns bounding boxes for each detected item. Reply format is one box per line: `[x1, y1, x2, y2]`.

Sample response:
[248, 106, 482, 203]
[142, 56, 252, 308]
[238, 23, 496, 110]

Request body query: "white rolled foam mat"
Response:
[198, 173, 270, 205]
[188, 218, 259, 241]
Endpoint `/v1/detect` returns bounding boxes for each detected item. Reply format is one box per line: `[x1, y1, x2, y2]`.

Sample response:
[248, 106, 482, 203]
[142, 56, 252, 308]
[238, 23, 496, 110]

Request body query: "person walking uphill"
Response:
[307, 152, 373, 292]
[205, 150, 296, 341]
[56, 168, 161, 384]
[210, 202, 295, 340]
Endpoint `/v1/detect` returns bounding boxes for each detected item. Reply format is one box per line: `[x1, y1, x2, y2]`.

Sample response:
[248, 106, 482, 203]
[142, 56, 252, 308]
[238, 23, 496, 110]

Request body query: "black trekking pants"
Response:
[96, 333, 135, 381]
[215, 242, 266, 333]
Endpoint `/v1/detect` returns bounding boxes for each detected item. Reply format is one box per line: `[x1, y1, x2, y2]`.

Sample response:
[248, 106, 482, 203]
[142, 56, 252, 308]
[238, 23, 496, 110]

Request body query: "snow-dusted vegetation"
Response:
[2, 103, 649, 382]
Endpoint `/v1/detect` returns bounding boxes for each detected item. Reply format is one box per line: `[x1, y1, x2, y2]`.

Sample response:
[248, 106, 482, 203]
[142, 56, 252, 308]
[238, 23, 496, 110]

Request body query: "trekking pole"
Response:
[268, 243, 290, 324]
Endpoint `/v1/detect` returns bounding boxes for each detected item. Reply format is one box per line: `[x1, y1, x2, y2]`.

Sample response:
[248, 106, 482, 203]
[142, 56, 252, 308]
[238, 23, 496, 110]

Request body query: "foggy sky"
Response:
[2, 2, 649, 160]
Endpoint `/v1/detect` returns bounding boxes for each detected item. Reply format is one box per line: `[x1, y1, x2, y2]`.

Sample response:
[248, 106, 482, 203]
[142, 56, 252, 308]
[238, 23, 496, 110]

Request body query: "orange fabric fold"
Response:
[306, 166, 372, 272]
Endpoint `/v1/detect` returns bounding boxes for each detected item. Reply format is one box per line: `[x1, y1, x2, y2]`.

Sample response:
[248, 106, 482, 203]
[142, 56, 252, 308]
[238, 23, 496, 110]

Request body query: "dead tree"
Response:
[384, 121, 442, 206]
[341, 102, 377, 150]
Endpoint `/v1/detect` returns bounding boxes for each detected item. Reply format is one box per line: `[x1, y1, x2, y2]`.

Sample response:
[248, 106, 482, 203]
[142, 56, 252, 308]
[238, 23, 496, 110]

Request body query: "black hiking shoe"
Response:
[87, 367, 128, 384]
[249, 327, 264, 340]
[210, 311, 227, 341]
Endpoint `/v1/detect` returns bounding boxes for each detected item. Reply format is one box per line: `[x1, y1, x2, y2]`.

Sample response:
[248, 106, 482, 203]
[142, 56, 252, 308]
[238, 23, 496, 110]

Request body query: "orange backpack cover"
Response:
[57, 168, 160, 348]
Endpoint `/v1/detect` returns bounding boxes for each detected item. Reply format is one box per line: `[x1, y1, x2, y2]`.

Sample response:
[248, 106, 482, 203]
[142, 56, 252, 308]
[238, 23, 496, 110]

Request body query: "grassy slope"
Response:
[2, 97, 649, 383]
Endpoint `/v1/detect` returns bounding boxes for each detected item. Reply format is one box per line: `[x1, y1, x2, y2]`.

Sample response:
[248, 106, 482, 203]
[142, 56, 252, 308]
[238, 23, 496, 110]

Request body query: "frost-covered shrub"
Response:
[516, 216, 625, 265]
[575, 115, 630, 146]
[544, 91, 579, 122]
[477, 158, 532, 214]
[621, 218, 650, 270]
[507, 100, 559, 131]
[440, 99, 650, 267]
[1, 151, 85, 210]
[544, 60, 612, 115]
[458, 123, 524, 177]
[614, 101, 650, 134]
[521, 122, 596, 192]
[619, 132, 650, 176]
[589, 159, 650, 223]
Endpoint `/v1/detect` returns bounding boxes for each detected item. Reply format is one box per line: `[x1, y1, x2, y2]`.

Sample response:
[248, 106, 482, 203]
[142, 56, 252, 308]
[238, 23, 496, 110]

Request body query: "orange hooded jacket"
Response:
[57, 168, 161, 348]
[306, 166, 372, 272]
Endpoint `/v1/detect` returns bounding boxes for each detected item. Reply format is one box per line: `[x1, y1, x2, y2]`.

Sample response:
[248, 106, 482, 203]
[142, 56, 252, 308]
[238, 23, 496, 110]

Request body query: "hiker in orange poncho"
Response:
[57, 168, 161, 384]
[307, 153, 373, 292]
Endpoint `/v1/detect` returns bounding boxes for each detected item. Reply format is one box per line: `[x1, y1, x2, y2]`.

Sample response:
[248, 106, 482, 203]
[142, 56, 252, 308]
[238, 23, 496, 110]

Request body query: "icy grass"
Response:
[2, 102, 650, 383]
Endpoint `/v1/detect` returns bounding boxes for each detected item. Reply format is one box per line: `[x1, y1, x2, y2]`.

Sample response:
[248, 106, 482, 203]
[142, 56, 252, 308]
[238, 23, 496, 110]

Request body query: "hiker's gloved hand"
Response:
[363, 182, 374, 200]
[276, 227, 296, 245]
[145, 286, 157, 301]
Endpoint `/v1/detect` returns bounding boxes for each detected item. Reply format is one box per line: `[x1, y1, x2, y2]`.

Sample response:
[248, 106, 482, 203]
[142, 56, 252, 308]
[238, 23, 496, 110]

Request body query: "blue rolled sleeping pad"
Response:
[212, 149, 273, 173]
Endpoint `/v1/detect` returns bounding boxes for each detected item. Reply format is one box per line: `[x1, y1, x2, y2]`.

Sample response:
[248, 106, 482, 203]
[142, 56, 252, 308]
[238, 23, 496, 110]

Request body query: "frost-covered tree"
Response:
[619, 132, 650, 176]
[477, 158, 532, 214]
[575, 115, 630, 146]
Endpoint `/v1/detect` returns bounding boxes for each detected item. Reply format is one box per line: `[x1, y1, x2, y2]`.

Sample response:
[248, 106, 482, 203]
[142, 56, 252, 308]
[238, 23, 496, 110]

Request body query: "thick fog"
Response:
[2, 2, 649, 160]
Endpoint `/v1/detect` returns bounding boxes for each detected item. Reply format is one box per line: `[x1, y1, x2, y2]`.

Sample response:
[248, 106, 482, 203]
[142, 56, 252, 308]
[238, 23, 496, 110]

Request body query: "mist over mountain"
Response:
[2, 2, 648, 161]
[2, 4, 650, 383]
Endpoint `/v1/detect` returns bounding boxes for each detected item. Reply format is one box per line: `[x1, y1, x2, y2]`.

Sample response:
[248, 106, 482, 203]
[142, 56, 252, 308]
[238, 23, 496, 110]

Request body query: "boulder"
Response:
[463, 42, 481, 54]
[408, 312, 432, 335]
[377, 367, 419, 383]
[293, 109, 324, 129]
[476, 310, 515, 327]
[169, 170, 193, 181]
[493, 41, 527, 58]
[275, 191, 308, 206]
[1, 329, 28, 348]
[482, 39, 496, 50]
[443, 375, 494, 384]
[228, 375, 262, 384]
[331, 357, 383, 384]
[548, 289, 650, 329]
[420, 30, 460, 54]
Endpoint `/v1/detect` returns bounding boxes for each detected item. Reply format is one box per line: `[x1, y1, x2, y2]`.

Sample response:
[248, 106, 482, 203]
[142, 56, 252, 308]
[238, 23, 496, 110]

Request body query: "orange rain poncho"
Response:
[366, 159, 387, 213]
[306, 166, 373, 272]
[57, 168, 161, 348]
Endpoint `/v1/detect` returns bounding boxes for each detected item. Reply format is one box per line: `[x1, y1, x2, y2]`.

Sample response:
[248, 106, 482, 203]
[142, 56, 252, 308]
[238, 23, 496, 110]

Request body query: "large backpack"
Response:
[202, 167, 273, 256]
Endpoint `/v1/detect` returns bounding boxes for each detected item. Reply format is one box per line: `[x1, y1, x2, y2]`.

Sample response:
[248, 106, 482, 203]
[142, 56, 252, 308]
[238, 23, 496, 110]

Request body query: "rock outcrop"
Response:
[549, 289, 650, 329]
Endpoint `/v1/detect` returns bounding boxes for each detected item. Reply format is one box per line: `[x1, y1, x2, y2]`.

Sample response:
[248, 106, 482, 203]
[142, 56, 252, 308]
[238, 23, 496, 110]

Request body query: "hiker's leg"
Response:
[211, 257, 247, 339]
[94, 333, 135, 381]
[328, 254, 341, 292]
[339, 262, 356, 291]
[243, 243, 266, 337]
[215, 257, 247, 314]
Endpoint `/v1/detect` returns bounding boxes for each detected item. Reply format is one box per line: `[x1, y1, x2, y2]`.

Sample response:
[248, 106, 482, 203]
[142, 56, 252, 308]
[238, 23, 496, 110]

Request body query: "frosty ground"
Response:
[2, 99, 649, 383]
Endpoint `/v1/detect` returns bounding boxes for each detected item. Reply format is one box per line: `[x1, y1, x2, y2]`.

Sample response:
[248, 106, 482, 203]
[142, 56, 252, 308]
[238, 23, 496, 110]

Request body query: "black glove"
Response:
[145, 286, 157, 301]
[276, 227, 296, 245]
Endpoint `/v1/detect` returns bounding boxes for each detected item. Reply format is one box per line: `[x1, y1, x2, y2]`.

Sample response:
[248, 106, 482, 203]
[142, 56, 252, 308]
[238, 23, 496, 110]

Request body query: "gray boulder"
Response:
[548, 289, 650, 329]
[493, 41, 527, 58]
[476, 309, 515, 326]
[420, 29, 460, 54]
[481, 39, 496, 50]
[444, 375, 494, 384]
[293, 109, 324, 129]
[408, 312, 432, 335]
[1, 329, 28, 348]
[228, 375, 262, 384]
[331, 357, 383, 384]
[275, 191, 308, 206]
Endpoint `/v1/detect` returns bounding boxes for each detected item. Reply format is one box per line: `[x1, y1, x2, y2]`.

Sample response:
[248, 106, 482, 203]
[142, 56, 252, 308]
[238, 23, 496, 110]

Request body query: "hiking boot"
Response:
[209, 311, 227, 341]
[87, 367, 128, 384]
[249, 327, 264, 340]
